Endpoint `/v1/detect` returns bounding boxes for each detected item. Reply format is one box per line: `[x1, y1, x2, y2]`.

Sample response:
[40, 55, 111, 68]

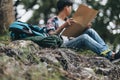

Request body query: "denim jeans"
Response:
[64, 28, 112, 59]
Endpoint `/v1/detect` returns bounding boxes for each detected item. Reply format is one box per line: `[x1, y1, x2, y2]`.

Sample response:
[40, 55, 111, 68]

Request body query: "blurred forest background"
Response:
[0, 0, 120, 51]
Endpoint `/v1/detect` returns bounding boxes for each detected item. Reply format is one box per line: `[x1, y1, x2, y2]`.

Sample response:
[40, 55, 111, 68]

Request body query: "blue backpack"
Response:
[9, 21, 47, 40]
[9, 21, 63, 48]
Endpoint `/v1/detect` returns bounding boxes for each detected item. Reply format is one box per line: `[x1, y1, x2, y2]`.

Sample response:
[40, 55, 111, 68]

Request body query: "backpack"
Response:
[9, 21, 47, 40]
[24, 35, 63, 48]
[9, 21, 63, 48]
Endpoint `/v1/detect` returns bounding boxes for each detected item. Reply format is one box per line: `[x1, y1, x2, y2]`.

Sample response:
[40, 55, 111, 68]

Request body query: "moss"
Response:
[77, 49, 97, 56]
[14, 47, 40, 64]
[0, 33, 10, 45]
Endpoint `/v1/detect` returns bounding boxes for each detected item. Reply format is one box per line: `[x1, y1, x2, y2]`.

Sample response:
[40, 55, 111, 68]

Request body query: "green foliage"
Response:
[19, 0, 58, 24]
[21, 0, 38, 10]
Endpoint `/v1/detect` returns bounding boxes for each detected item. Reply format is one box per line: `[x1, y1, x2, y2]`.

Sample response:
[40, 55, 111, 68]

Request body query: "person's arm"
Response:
[48, 18, 75, 35]
[86, 22, 92, 28]
[48, 22, 67, 35]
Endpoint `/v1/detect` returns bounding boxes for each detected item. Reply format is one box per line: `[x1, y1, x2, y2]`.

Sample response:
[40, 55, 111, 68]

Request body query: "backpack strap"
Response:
[52, 17, 59, 30]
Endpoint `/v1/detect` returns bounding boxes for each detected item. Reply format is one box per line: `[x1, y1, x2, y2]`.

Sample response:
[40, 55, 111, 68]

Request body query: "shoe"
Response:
[110, 51, 120, 62]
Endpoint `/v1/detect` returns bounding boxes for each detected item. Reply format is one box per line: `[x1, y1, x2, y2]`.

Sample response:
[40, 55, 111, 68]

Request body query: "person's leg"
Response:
[84, 28, 107, 47]
[64, 34, 112, 59]
[84, 28, 114, 59]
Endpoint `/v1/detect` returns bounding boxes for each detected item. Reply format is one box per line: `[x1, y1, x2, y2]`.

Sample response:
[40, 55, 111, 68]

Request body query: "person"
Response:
[46, 0, 120, 61]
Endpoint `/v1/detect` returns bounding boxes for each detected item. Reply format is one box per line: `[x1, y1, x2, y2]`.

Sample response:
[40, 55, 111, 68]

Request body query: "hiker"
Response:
[46, 0, 120, 61]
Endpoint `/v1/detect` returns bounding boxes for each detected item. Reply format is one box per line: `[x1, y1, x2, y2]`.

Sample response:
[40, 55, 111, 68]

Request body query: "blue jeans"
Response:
[64, 28, 112, 59]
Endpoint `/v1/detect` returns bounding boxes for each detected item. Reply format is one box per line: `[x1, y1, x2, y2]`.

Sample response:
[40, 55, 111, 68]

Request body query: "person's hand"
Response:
[86, 22, 92, 28]
[63, 18, 75, 28]
[66, 18, 75, 26]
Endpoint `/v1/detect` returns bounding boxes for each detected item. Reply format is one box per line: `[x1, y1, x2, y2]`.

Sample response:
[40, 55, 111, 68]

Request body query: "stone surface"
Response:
[0, 40, 120, 80]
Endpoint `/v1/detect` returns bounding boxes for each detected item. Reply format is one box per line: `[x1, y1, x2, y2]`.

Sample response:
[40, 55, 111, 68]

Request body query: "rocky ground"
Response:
[0, 40, 120, 80]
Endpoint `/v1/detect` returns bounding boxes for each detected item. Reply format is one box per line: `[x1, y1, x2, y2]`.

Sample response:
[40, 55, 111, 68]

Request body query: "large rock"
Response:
[2, 40, 41, 64]
[7, 40, 40, 52]
[0, 40, 120, 80]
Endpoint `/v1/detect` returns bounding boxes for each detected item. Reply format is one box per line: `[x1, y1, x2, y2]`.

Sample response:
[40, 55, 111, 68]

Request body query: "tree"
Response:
[0, 0, 15, 34]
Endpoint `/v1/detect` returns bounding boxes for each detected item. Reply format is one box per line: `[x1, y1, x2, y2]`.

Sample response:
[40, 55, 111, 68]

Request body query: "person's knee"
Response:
[88, 28, 95, 32]
[80, 34, 89, 40]
[85, 28, 97, 35]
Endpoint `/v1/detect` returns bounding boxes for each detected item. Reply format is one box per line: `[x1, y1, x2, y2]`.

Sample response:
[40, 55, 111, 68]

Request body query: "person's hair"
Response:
[57, 0, 73, 13]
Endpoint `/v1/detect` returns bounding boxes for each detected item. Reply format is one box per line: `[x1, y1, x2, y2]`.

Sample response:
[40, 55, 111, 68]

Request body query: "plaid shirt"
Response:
[46, 16, 59, 33]
[46, 16, 69, 43]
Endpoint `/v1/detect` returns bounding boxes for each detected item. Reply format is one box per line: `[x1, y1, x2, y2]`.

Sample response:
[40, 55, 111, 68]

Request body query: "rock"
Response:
[1, 40, 120, 80]
[0, 40, 67, 80]
[0, 43, 5, 47]
[7, 40, 40, 52]
[80, 68, 96, 80]
[6, 40, 41, 64]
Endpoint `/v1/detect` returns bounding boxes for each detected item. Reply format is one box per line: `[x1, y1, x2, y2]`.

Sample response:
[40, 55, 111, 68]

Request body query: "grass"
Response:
[0, 33, 10, 45]
[73, 48, 97, 57]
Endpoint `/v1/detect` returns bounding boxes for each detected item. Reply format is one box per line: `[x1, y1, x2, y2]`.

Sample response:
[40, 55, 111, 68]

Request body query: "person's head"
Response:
[57, 0, 73, 16]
